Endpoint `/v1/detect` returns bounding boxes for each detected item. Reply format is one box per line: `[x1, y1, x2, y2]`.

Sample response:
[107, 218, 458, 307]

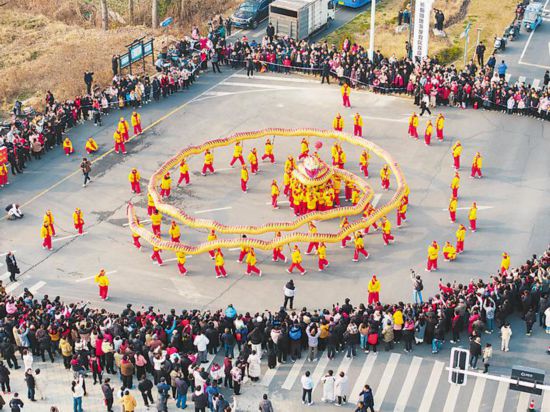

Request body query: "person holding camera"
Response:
[411, 270, 423, 304]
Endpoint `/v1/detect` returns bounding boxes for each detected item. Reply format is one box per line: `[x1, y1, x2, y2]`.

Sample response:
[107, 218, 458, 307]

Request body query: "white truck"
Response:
[269, 0, 335, 40]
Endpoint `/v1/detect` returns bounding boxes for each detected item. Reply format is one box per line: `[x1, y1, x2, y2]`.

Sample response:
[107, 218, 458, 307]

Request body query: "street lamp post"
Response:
[368, 0, 377, 60]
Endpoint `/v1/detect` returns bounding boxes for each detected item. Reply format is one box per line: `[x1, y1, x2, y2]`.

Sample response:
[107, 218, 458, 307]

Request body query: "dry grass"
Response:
[0, 0, 240, 114]
[326, 0, 517, 64]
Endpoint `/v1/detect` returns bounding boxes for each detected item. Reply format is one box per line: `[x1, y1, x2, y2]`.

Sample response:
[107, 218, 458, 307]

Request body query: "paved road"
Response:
[494, 0, 550, 86]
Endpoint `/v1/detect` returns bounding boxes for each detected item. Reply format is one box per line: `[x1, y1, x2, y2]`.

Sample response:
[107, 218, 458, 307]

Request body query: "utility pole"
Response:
[152, 0, 159, 29]
[462, 22, 471, 67]
[368, 0, 377, 60]
[100, 0, 109, 31]
[408, 0, 414, 59]
[476, 27, 482, 46]
[128, 0, 134, 25]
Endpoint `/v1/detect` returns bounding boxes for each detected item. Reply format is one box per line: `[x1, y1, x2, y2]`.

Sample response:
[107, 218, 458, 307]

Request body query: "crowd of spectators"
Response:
[0, 247, 547, 409]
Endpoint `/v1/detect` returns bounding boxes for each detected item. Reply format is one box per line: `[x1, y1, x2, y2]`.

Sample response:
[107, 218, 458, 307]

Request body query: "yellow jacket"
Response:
[469, 206, 477, 220]
[63, 139, 73, 150]
[118, 120, 129, 133]
[501, 254, 510, 269]
[160, 177, 172, 189]
[128, 171, 140, 183]
[428, 244, 439, 260]
[114, 131, 124, 143]
[94, 273, 109, 286]
[351, 190, 359, 205]
[451, 176, 460, 189]
[452, 143, 462, 157]
[241, 168, 249, 181]
[147, 194, 155, 207]
[131, 113, 141, 127]
[176, 251, 186, 265]
[380, 167, 391, 179]
[41, 225, 52, 238]
[215, 252, 224, 266]
[264, 142, 273, 155]
[353, 114, 363, 126]
[151, 213, 162, 226]
[367, 279, 380, 293]
[301, 140, 309, 153]
[341, 84, 350, 96]
[169, 223, 180, 239]
[449, 198, 457, 212]
[399, 202, 408, 213]
[425, 123, 433, 135]
[0, 164, 7, 177]
[436, 116, 444, 130]
[271, 183, 279, 196]
[382, 220, 391, 234]
[359, 151, 369, 166]
[456, 226, 466, 242]
[409, 115, 418, 127]
[85, 138, 98, 152]
[246, 252, 257, 266]
[473, 155, 482, 168]
[443, 243, 456, 259]
[333, 116, 344, 130]
[291, 249, 302, 264]
[73, 211, 84, 225]
[121, 394, 137, 411]
[283, 171, 291, 186]
[233, 145, 242, 157]
[248, 151, 258, 164]
[317, 244, 326, 259]
[204, 152, 214, 165]
[207, 232, 217, 241]
[44, 212, 54, 225]
[393, 310, 404, 326]
[354, 236, 364, 249]
[179, 162, 189, 173]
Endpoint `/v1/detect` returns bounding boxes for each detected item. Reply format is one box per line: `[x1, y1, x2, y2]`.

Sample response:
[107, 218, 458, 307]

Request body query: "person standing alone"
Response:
[5, 251, 19, 283]
[80, 158, 91, 187]
[284, 280, 296, 310]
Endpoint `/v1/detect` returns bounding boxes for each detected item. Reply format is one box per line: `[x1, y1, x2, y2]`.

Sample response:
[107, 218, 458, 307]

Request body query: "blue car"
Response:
[231, 0, 272, 29]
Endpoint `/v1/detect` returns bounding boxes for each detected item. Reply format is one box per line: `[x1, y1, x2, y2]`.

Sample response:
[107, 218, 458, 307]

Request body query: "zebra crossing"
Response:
[3, 277, 46, 296]
[505, 73, 547, 89]
[198, 347, 548, 411]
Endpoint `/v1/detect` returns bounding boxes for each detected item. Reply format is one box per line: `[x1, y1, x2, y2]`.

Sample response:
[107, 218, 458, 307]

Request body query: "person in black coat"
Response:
[0, 361, 11, 393]
[5, 252, 19, 282]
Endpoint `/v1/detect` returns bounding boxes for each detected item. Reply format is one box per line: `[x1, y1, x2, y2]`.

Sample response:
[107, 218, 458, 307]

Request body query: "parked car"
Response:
[232, 0, 272, 29]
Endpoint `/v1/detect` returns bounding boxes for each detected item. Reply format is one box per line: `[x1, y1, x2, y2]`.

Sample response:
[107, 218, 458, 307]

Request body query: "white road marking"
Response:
[372, 193, 382, 207]
[282, 357, 306, 390]
[350, 353, 377, 402]
[467, 377, 486, 412]
[519, 0, 550, 64]
[52, 232, 88, 242]
[518, 76, 526, 84]
[443, 383, 461, 412]
[195, 206, 232, 214]
[394, 356, 422, 412]
[491, 379, 508, 412]
[163, 256, 193, 263]
[311, 352, 330, 390]
[418, 361, 445, 411]
[27, 281, 46, 295]
[232, 73, 319, 83]
[123, 219, 151, 227]
[516, 61, 550, 69]
[75, 270, 117, 283]
[5, 283, 19, 294]
[203, 91, 236, 97]
[517, 392, 531, 411]
[260, 365, 278, 387]
[228, 248, 241, 251]
[441, 206, 494, 211]
[374, 353, 400, 408]
[0, 272, 10, 281]
[336, 354, 354, 376]
[365, 115, 409, 123]
[532, 78, 541, 89]
[213, 167, 235, 172]
[265, 200, 290, 205]
[542, 388, 550, 411]
[220, 81, 304, 90]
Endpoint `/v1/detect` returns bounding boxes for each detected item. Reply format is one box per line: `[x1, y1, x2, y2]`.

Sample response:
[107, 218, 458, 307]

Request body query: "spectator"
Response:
[301, 370, 313, 406]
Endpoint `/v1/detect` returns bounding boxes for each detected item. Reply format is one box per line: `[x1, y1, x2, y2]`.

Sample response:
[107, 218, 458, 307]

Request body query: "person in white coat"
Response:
[335, 371, 348, 406]
[321, 370, 336, 403]
[247, 350, 261, 382]
[545, 306, 550, 334]
[500, 322, 512, 352]
[22, 349, 33, 371]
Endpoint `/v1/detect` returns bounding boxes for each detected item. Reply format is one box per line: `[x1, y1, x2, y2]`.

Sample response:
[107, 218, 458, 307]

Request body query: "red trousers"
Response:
[342, 236, 351, 247]
[246, 264, 261, 275]
[50, 224, 56, 236]
[298, 151, 309, 160]
[426, 258, 438, 271]
[449, 211, 456, 222]
[456, 240, 464, 253]
[209, 250, 216, 259]
[334, 196, 340, 206]
[306, 242, 318, 254]
[230, 156, 244, 166]
[132, 236, 141, 249]
[261, 154, 275, 163]
[64, 147, 72, 155]
[471, 166, 482, 178]
[353, 248, 369, 261]
[452, 188, 458, 198]
[151, 250, 163, 264]
[436, 128, 443, 140]
[361, 164, 369, 177]
[273, 249, 286, 262]
[397, 212, 406, 226]
[238, 250, 247, 263]
[133, 124, 142, 135]
[368, 292, 379, 305]
[131, 181, 141, 193]
[364, 221, 378, 234]
[454, 156, 460, 170]
[345, 186, 352, 201]
[334, 126, 343, 132]
[75, 223, 84, 235]
[42, 236, 52, 250]
[284, 184, 290, 196]
[241, 179, 247, 192]
[470, 219, 477, 231]
[215, 265, 227, 277]
[444, 252, 455, 261]
[272, 195, 278, 208]
[354, 125, 362, 137]
[382, 232, 394, 245]
[171, 236, 180, 243]
[288, 263, 305, 274]
[147, 206, 155, 216]
[122, 132, 129, 141]
[178, 263, 187, 275]
[99, 286, 108, 300]
[152, 224, 161, 236]
[500, 267, 508, 276]
[178, 172, 190, 185]
[0, 174, 7, 186]
[250, 163, 258, 174]
[424, 133, 431, 145]
[408, 125, 418, 138]
[115, 142, 126, 154]
[318, 258, 328, 270]
[342, 95, 351, 107]
[381, 178, 390, 190]
[202, 164, 214, 174]
[160, 188, 171, 197]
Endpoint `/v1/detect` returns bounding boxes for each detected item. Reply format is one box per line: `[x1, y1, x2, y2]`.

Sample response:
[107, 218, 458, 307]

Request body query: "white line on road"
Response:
[52, 232, 88, 242]
[282, 357, 306, 390]
[517, 392, 531, 411]
[5, 283, 19, 294]
[350, 353, 377, 402]
[441, 206, 494, 211]
[311, 352, 330, 390]
[518, 60, 550, 69]
[0, 272, 10, 281]
[394, 356, 423, 412]
[75, 270, 117, 283]
[232, 73, 319, 83]
[443, 382, 461, 412]
[418, 361, 445, 411]
[519, 0, 550, 64]
[123, 219, 151, 227]
[372, 193, 382, 207]
[260, 365, 278, 387]
[374, 353, 400, 408]
[336, 354, 354, 376]
[467, 377, 486, 412]
[491, 378, 509, 412]
[163, 256, 194, 263]
[28, 281, 46, 295]
[195, 207, 232, 214]
[220, 81, 304, 90]
[542, 388, 550, 411]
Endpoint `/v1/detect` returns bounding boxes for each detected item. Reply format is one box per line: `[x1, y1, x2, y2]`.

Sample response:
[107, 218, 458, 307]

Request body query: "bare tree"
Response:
[152, 0, 159, 28]
[128, 0, 134, 25]
[180, 0, 187, 21]
[100, 0, 109, 31]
